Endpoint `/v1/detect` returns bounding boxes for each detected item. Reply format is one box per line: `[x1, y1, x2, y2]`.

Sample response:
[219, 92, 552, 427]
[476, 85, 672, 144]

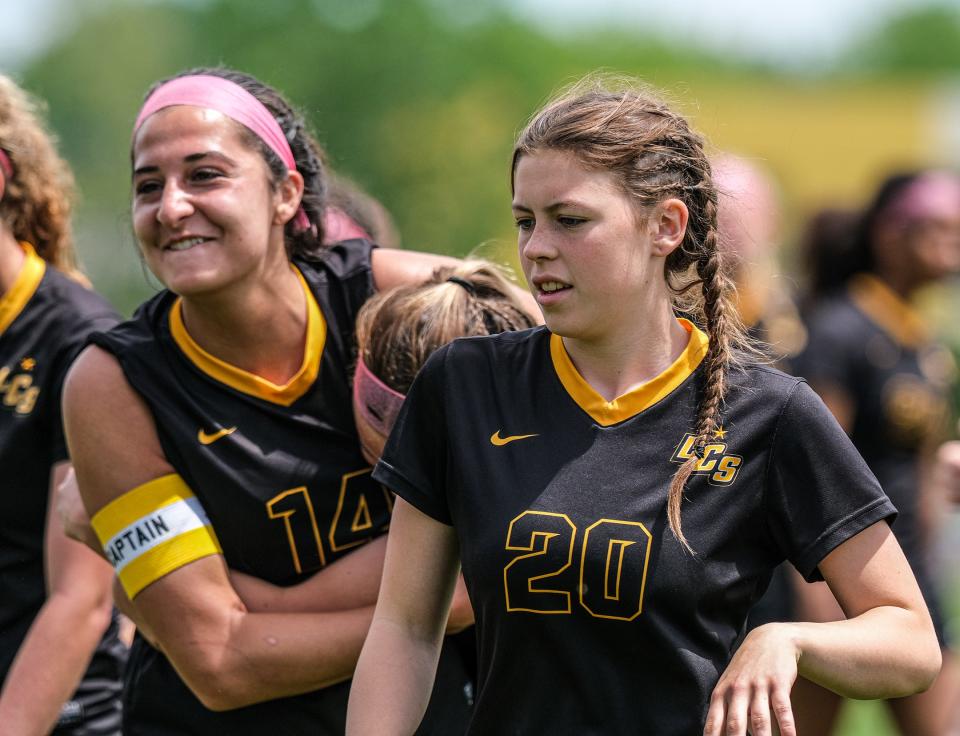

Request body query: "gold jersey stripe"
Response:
[550, 318, 709, 426]
[0, 243, 46, 335]
[848, 273, 928, 349]
[169, 266, 326, 406]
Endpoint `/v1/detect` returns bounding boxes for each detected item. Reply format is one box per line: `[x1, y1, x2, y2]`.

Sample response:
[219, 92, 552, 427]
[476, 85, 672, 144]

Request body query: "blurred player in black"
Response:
[62, 68, 533, 735]
[790, 171, 960, 736]
[348, 77, 941, 736]
[0, 74, 124, 734]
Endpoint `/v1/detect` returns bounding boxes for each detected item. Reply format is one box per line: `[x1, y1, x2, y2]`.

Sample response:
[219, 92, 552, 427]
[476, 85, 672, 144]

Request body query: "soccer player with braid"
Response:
[347, 77, 940, 736]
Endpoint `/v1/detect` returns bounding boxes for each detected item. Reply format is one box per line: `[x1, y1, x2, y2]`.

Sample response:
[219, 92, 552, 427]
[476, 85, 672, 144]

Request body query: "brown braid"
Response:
[513, 74, 754, 552]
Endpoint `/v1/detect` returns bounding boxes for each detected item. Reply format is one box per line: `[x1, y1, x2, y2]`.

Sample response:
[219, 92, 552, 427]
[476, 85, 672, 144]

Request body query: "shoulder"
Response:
[36, 267, 119, 339]
[300, 238, 377, 283]
[409, 327, 547, 395]
[444, 326, 547, 366]
[89, 291, 173, 359]
[804, 291, 870, 341]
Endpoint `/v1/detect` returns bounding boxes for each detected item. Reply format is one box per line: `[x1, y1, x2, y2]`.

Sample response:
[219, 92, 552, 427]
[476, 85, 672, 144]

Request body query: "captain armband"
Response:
[91, 474, 222, 599]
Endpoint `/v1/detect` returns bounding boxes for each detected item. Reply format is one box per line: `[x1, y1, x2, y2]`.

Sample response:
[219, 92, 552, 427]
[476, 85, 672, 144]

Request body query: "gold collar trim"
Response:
[848, 273, 927, 348]
[0, 242, 46, 335]
[550, 318, 709, 426]
[169, 267, 325, 406]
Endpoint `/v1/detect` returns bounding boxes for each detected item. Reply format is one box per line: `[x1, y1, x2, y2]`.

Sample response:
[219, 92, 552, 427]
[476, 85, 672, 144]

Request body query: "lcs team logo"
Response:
[0, 357, 40, 416]
[670, 427, 742, 486]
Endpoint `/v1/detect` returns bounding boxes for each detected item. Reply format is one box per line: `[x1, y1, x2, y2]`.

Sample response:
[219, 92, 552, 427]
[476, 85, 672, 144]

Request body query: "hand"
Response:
[55, 467, 102, 553]
[932, 441, 960, 505]
[704, 623, 799, 736]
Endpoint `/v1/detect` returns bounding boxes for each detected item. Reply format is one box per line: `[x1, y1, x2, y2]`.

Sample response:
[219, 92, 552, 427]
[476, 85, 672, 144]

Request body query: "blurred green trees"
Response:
[10, 0, 960, 313]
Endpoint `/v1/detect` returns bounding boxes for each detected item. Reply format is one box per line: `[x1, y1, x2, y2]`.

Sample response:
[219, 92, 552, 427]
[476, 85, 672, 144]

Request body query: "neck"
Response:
[0, 230, 25, 295]
[562, 304, 689, 402]
[179, 258, 308, 384]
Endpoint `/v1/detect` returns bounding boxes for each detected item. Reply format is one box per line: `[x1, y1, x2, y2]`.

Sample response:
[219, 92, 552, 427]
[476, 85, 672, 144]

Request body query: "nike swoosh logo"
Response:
[198, 426, 237, 445]
[490, 430, 538, 446]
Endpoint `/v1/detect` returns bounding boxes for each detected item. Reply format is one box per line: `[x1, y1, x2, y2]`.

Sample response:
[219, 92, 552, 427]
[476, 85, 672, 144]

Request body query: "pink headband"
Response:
[323, 206, 371, 245]
[884, 172, 960, 226]
[0, 149, 13, 179]
[134, 74, 309, 231]
[353, 356, 406, 441]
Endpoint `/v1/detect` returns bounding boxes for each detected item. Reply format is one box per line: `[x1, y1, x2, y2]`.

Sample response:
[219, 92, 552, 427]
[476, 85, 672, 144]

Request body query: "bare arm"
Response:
[64, 346, 375, 711]
[371, 248, 541, 322]
[704, 521, 940, 736]
[0, 462, 116, 735]
[229, 535, 474, 632]
[346, 499, 461, 735]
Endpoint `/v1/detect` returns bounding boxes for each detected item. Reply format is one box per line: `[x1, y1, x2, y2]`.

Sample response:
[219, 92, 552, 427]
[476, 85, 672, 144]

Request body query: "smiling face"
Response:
[131, 105, 298, 297]
[513, 148, 681, 347]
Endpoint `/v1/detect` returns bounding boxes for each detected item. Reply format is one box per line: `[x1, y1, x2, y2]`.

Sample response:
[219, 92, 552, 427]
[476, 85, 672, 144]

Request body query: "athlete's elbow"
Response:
[186, 660, 265, 712]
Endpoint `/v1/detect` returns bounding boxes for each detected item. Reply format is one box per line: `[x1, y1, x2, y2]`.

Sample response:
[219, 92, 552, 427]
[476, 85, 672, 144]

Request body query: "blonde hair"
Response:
[0, 75, 79, 275]
[513, 75, 754, 551]
[356, 260, 535, 394]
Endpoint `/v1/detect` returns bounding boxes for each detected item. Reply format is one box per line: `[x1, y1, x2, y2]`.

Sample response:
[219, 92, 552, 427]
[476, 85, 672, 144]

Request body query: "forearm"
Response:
[0, 593, 112, 734]
[347, 615, 444, 735]
[235, 537, 387, 614]
[792, 606, 940, 698]
[161, 604, 376, 710]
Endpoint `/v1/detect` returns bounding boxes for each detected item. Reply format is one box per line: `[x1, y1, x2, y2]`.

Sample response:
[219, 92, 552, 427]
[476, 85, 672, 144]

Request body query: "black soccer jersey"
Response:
[793, 273, 953, 637]
[0, 243, 125, 733]
[374, 320, 895, 736]
[91, 240, 472, 735]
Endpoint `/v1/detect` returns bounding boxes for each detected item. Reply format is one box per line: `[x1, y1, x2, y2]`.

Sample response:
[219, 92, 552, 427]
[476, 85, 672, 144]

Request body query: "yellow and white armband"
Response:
[91, 474, 222, 599]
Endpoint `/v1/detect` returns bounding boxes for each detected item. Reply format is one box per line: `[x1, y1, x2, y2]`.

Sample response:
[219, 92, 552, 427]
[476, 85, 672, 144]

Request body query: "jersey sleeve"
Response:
[372, 346, 452, 525]
[763, 380, 897, 581]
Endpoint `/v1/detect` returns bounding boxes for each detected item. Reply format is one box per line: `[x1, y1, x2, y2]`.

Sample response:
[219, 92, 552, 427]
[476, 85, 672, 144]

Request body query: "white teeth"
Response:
[167, 237, 206, 251]
[540, 281, 569, 293]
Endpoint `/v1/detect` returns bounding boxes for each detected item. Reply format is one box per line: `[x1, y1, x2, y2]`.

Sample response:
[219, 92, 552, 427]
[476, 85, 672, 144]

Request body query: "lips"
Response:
[532, 276, 572, 295]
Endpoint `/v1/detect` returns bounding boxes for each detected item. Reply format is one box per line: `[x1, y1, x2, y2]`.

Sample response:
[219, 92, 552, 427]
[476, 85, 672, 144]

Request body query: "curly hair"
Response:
[512, 75, 755, 551]
[0, 74, 78, 274]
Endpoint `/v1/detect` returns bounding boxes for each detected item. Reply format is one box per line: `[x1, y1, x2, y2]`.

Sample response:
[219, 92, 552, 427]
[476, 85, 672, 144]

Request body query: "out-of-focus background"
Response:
[3, 1, 960, 732]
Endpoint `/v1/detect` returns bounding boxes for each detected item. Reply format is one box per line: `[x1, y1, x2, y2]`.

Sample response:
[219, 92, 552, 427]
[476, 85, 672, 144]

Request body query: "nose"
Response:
[156, 179, 194, 228]
[519, 223, 557, 263]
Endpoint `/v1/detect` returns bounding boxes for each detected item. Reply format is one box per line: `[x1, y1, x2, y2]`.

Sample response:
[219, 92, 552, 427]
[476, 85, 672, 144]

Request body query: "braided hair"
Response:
[512, 75, 753, 551]
[356, 260, 536, 395]
[140, 67, 328, 259]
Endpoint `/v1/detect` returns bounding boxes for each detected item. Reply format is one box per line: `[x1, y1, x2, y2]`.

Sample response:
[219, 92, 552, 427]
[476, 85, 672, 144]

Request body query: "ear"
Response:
[649, 198, 688, 257]
[273, 170, 305, 226]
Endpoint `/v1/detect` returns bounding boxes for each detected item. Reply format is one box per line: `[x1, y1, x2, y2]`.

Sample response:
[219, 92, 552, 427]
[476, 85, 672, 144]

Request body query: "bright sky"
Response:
[0, 0, 943, 71]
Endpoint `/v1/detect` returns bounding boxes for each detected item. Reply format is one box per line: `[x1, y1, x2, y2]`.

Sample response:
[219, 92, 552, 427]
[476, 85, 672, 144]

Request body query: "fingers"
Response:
[704, 681, 792, 736]
[770, 685, 796, 736]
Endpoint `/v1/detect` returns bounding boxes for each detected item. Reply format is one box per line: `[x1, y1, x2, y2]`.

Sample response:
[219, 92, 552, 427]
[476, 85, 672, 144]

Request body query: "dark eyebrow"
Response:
[132, 151, 238, 178]
[512, 200, 590, 213]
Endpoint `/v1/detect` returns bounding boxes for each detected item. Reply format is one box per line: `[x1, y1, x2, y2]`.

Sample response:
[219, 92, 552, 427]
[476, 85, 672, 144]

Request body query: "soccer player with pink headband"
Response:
[61, 67, 535, 734]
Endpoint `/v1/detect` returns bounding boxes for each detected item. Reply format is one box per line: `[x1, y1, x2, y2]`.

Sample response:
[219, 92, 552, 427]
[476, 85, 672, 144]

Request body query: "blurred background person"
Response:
[790, 170, 960, 736]
[0, 74, 125, 735]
